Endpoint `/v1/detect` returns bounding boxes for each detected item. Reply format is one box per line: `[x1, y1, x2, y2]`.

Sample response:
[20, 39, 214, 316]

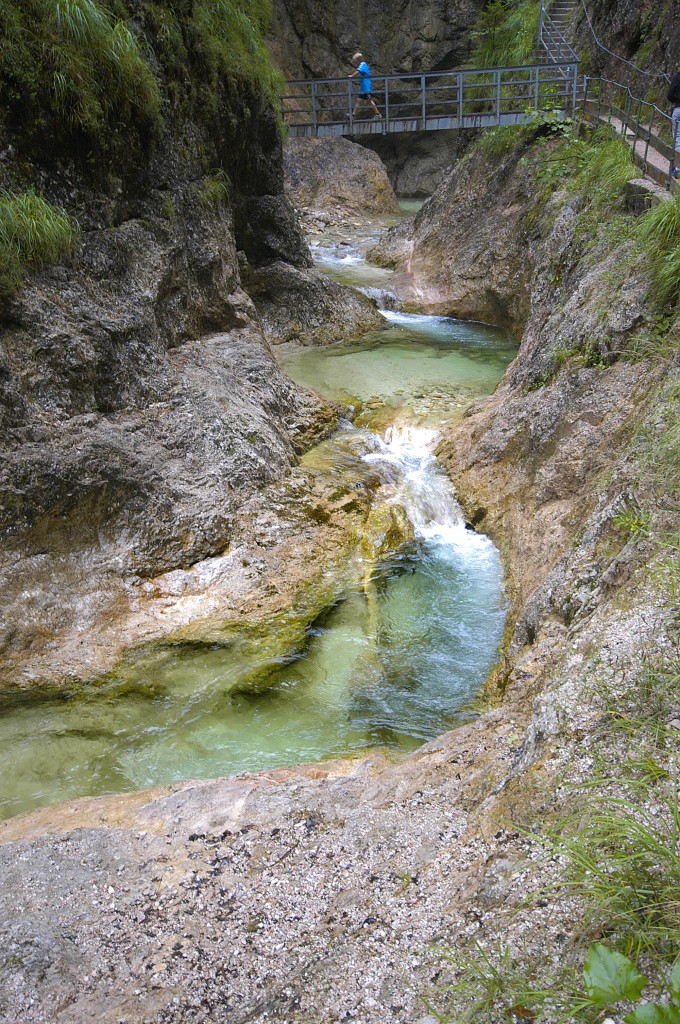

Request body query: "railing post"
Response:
[348, 79, 353, 134]
[534, 66, 539, 111]
[634, 96, 643, 155]
[645, 107, 654, 172]
[596, 78, 602, 124]
[496, 69, 501, 120]
[421, 74, 426, 127]
[311, 81, 318, 136]
[571, 63, 578, 115]
[623, 87, 631, 131]
[457, 71, 463, 128]
[385, 77, 390, 129]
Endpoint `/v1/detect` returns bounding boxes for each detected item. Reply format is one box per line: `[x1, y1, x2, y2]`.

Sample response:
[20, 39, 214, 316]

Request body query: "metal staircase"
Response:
[538, 0, 579, 65]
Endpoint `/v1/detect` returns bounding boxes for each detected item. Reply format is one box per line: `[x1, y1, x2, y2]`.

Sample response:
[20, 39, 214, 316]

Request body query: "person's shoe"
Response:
[373, 113, 382, 120]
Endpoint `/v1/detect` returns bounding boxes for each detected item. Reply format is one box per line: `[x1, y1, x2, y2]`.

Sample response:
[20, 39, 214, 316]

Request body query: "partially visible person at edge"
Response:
[668, 70, 680, 178]
[348, 52, 382, 119]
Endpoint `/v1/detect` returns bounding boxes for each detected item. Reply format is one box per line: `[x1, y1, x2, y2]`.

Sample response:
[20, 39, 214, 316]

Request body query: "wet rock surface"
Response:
[0, 568, 671, 1023]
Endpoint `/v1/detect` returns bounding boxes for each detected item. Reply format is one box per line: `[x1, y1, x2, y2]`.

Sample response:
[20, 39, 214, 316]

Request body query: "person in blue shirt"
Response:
[349, 52, 382, 119]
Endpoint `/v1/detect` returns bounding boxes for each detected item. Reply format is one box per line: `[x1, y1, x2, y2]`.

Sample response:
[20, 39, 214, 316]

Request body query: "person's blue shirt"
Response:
[358, 61, 372, 94]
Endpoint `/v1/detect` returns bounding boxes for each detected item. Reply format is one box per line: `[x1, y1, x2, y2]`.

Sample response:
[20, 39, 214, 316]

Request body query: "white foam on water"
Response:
[311, 244, 363, 266]
[364, 421, 499, 570]
[380, 309, 455, 329]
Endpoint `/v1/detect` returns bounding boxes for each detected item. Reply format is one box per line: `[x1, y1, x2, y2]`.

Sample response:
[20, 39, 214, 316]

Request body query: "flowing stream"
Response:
[0, 209, 515, 820]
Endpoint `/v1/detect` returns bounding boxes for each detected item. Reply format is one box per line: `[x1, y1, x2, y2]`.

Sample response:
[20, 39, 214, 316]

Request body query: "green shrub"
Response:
[0, 190, 79, 297]
[189, 0, 283, 115]
[470, 0, 540, 68]
[0, 0, 161, 146]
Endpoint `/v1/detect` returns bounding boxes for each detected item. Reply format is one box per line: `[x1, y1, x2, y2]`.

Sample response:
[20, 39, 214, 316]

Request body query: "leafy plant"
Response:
[470, 0, 541, 68]
[612, 505, 652, 539]
[565, 943, 680, 1024]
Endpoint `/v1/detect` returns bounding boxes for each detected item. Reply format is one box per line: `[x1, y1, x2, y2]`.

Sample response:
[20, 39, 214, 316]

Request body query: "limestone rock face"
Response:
[0, 61, 376, 690]
[271, 0, 485, 79]
[0, 195, 343, 686]
[284, 136, 400, 217]
[367, 144, 536, 331]
[369, 126, 668, 688]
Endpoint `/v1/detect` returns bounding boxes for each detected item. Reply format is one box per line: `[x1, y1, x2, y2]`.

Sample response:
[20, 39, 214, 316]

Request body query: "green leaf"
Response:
[583, 944, 647, 1005]
[625, 1002, 680, 1024]
[671, 961, 680, 1004]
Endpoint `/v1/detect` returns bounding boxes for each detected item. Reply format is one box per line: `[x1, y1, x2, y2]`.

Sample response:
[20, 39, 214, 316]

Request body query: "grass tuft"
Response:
[0, 190, 79, 298]
[470, 0, 540, 68]
[0, 0, 162, 148]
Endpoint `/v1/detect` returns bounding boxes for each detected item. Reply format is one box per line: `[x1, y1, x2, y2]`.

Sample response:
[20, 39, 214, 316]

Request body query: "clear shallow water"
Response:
[0, 424, 506, 820]
[0, 216, 514, 821]
[280, 310, 515, 427]
[307, 198, 422, 293]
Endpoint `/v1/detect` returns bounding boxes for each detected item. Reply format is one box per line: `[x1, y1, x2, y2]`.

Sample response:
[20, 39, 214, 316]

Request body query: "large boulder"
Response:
[284, 136, 399, 217]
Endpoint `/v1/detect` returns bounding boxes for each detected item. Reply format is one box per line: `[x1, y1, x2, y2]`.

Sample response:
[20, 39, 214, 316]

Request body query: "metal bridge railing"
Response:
[538, 11, 579, 66]
[582, 76, 677, 185]
[283, 63, 580, 138]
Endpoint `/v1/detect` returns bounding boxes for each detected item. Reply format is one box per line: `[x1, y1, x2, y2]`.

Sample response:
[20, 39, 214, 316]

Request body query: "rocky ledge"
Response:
[0, 129, 677, 1024]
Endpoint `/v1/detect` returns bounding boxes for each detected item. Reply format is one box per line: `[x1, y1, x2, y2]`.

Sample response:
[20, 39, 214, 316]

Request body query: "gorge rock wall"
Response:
[570, 0, 680, 85]
[0, 53, 677, 1024]
[271, 0, 484, 80]
[0, 7, 380, 688]
[370, 128, 674, 683]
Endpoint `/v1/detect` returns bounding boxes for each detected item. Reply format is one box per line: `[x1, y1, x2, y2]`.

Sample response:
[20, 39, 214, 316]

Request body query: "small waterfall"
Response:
[364, 423, 463, 534]
[359, 286, 400, 310]
[363, 421, 500, 569]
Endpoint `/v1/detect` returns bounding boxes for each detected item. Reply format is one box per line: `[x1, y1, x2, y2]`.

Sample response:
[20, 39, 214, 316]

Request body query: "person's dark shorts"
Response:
[361, 92, 373, 98]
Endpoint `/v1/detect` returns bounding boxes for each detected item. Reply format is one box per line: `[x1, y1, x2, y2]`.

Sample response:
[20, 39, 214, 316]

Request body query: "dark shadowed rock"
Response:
[241, 257, 382, 345]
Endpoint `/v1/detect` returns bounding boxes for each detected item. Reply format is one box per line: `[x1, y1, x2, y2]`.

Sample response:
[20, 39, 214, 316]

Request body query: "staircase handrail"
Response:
[538, 10, 579, 64]
[582, 75, 676, 183]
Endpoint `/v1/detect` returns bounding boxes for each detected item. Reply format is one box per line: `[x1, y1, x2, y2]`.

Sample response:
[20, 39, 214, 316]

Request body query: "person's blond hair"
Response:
[352, 52, 362, 63]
